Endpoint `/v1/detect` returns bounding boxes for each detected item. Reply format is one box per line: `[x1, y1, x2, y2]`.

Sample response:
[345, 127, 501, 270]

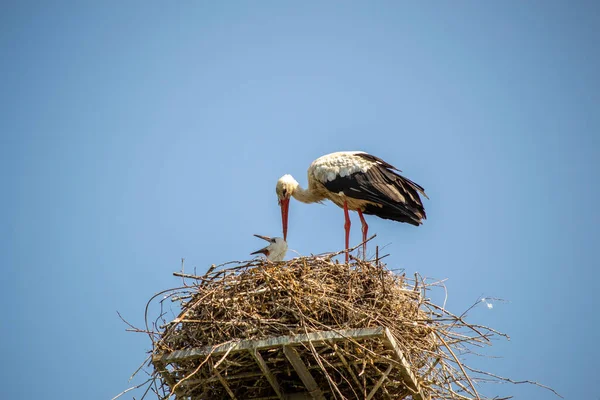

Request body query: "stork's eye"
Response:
[282, 189, 288, 197]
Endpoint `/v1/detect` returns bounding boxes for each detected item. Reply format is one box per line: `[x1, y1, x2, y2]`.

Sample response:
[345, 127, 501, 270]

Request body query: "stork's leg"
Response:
[357, 209, 368, 259]
[343, 199, 351, 263]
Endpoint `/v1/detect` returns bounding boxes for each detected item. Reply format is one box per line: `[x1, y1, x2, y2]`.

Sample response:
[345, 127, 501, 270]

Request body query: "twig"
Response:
[112, 378, 153, 400]
[464, 366, 563, 398]
[435, 331, 480, 399]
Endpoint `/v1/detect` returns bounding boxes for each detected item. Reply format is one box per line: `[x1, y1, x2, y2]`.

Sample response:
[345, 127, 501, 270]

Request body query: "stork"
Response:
[276, 151, 428, 262]
[250, 234, 288, 262]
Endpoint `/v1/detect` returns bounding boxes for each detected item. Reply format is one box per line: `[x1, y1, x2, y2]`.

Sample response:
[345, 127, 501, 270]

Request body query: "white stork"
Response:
[276, 151, 428, 262]
[250, 234, 288, 261]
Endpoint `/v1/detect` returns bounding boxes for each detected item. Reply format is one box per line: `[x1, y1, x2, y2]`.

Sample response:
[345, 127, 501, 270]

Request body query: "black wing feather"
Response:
[322, 153, 427, 226]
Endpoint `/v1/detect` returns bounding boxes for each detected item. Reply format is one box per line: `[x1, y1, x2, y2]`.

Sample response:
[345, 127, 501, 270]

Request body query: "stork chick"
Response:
[250, 234, 288, 262]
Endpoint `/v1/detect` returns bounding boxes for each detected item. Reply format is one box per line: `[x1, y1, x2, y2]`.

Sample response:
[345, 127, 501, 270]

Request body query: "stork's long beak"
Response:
[280, 198, 290, 241]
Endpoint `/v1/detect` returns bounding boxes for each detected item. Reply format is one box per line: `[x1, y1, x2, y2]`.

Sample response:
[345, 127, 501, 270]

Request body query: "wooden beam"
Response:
[250, 349, 285, 400]
[381, 327, 429, 400]
[183, 371, 264, 386]
[282, 346, 325, 400]
[153, 327, 385, 364]
[365, 364, 393, 400]
[213, 367, 237, 399]
[153, 360, 176, 387]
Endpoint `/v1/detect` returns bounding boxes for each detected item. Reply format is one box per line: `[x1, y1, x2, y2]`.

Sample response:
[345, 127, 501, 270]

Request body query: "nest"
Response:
[138, 247, 517, 400]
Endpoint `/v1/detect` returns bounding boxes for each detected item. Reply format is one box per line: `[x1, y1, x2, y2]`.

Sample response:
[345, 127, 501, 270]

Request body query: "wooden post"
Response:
[283, 346, 325, 400]
[249, 349, 285, 400]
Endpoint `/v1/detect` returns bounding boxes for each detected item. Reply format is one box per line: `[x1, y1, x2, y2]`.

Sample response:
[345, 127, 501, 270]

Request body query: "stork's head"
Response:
[250, 234, 288, 262]
[276, 174, 298, 241]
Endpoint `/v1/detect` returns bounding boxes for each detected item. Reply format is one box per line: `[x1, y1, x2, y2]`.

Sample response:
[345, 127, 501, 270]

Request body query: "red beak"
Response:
[250, 247, 270, 257]
[280, 198, 290, 241]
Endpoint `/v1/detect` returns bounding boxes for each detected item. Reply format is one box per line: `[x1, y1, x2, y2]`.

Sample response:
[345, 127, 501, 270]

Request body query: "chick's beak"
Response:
[251, 234, 272, 256]
[253, 234, 272, 242]
[250, 246, 270, 256]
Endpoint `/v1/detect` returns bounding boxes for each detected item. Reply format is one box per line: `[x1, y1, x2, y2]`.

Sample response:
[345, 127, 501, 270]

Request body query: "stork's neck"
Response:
[292, 183, 324, 204]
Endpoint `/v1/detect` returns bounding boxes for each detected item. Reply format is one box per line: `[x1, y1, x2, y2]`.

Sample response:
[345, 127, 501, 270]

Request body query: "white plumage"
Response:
[311, 151, 371, 181]
[250, 234, 288, 262]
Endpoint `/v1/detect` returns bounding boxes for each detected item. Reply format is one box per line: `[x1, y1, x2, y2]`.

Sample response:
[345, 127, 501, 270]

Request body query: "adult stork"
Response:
[276, 151, 428, 262]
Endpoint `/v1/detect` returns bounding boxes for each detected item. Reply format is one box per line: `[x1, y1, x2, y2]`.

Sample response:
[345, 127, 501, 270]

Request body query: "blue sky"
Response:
[1, 1, 598, 399]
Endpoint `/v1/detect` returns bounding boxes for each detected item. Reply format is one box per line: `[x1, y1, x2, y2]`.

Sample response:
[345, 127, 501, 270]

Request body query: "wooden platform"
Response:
[153, 327, 429, 400]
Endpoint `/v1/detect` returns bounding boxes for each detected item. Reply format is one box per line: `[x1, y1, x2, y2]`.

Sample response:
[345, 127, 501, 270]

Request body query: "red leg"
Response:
[357, 209, 368, 259]
[343, 199, 351, 263]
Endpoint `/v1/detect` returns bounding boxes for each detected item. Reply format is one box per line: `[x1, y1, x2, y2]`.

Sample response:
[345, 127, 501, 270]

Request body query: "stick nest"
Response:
[142, 250, 517, 400]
